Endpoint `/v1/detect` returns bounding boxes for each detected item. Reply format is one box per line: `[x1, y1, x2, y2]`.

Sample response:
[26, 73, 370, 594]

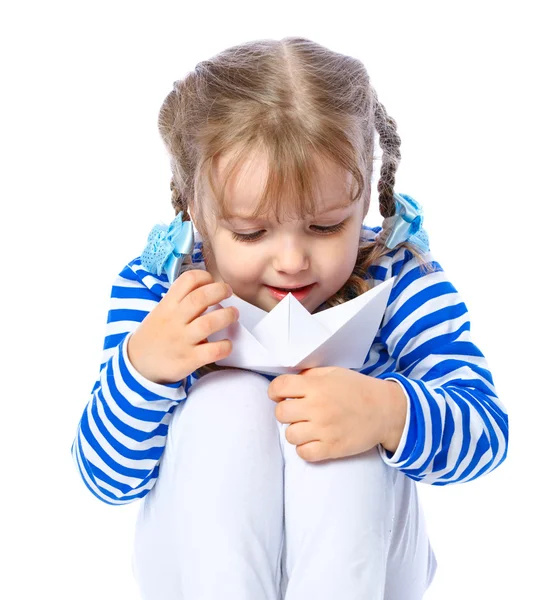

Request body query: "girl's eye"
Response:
[231, 230, 266, 242]
[231, 222, 346, 243]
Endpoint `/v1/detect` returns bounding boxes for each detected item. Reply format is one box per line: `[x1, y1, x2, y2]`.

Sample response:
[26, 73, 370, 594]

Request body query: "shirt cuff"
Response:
[376, 373, 413, 466]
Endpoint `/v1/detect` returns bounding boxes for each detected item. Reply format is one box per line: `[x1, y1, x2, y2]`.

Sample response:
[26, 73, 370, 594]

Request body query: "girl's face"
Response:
[197, 149, 366, 314]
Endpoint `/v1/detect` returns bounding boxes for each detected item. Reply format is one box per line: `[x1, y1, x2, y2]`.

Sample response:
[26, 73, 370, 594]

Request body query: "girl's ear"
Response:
[188, 203, 201, 230]
[188, 202, 212, 241]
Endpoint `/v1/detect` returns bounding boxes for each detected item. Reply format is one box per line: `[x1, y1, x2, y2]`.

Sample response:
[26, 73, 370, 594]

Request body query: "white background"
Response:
[1, 1, 558, 598]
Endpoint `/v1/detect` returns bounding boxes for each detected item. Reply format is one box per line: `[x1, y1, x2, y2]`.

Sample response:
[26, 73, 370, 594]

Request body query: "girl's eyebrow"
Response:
[220, 201, 353, 222]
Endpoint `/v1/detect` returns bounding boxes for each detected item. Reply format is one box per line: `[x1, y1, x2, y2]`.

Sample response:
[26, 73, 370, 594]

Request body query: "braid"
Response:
[322, 91, 435, 309]
[372, 95, 401, 219]
[170, 178, 191, 221]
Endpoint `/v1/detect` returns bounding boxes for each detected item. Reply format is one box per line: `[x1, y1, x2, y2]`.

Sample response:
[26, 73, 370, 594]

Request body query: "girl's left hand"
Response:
[267, 366, 396, 463]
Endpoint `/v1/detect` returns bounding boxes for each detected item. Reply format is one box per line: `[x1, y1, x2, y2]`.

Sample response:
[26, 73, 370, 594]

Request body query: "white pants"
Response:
[132, 369, 437, 599]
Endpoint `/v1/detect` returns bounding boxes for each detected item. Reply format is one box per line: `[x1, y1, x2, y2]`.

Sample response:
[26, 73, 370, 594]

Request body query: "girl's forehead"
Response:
[212, 147, 355, 222]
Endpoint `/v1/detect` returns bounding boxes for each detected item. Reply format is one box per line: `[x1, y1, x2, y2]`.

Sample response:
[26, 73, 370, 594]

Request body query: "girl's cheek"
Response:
[218, 252, 258, 282]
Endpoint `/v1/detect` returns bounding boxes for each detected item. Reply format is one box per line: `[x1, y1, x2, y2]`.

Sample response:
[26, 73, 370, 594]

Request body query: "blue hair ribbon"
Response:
[140, 211, 194, 283]
[383, 192, 430, 253]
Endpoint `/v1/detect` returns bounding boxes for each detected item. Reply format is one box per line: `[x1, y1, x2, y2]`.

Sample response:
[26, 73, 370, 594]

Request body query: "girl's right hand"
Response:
[127, 269, 240, 384]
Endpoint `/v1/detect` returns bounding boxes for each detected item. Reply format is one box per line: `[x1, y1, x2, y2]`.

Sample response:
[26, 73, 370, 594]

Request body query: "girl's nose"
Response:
[272, 242, 310, 274]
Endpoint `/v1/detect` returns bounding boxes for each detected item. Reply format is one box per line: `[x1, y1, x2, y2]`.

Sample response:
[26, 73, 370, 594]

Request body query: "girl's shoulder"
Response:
[115, 256, 173, 301]
[359, 222, 439, 284]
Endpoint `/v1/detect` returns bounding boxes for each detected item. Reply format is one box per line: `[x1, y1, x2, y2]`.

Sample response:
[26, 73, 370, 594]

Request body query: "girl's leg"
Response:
[383, 470, 438, 599]
[279, 417, 436, 600]
[132, 369, 285, 600]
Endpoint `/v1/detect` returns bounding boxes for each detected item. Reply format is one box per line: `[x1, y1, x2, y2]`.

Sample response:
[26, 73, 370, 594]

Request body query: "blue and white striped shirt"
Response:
[71, 224, 508, 505]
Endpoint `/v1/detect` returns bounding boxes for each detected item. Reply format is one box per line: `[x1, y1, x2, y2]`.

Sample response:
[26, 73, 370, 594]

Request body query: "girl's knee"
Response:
[167, 368, 280, 458]
[187, 368, 274, 416]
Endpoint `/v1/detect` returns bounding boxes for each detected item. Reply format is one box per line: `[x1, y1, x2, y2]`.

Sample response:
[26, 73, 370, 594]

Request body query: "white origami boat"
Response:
[205, 276, 396, 375]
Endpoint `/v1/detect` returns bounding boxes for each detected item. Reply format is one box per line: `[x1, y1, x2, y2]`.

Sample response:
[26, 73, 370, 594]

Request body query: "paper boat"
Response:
[205, 276, 396, 375]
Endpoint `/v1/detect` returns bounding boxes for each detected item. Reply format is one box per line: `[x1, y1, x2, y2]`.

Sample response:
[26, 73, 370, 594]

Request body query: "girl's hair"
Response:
[157, 37, 437, 377]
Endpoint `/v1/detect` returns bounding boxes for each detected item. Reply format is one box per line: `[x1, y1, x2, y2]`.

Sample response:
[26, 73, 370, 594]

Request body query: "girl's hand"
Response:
[268, 366, 402, 462]
[127, 270, 239, 384]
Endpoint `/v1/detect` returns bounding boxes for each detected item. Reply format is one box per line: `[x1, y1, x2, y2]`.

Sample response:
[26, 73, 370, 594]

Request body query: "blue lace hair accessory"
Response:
[140, 211, 194, 283]
[382, 192, 430, 253]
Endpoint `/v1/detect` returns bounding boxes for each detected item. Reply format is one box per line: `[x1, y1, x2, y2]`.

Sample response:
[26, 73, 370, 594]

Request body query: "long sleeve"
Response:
[70, 259, 190, 505]
[365, 246, 508, 485]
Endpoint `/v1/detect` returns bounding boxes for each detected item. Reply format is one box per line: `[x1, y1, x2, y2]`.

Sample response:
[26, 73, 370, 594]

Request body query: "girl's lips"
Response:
[265, 283, 315, 301]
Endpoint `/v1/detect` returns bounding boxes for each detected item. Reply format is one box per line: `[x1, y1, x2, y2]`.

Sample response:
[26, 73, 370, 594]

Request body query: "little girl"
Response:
[71, 37, 509, 599]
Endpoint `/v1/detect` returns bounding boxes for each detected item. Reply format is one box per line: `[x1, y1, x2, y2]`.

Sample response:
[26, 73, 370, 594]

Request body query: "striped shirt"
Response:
[71, 224, 509, 505]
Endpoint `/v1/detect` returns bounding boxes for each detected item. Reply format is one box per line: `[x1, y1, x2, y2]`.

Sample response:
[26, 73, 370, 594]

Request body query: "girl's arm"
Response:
[70, 259, 192, 505]
[366, 247, 509, 485]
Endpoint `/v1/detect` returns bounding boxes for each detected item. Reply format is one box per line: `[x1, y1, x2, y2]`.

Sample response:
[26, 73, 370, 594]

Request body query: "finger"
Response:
[295, 441, 325, 463]
[166, 269, 214, 303]
[181, 279, 234, 323]
[284, 421, 317, 446]
[275, 397, 308, 424]
[187, 305, 239, 345]
[190, 339, 234, 371]
[299, 366, 336, 376]
[267, 375, 305, 402]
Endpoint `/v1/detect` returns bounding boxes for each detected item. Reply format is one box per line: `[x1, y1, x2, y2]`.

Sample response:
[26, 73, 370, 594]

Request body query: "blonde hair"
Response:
[157, 37, 437, 377]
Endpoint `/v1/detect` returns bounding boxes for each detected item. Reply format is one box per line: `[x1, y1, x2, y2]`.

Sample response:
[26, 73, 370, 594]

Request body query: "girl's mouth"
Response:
[265, 283, 316, 301]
